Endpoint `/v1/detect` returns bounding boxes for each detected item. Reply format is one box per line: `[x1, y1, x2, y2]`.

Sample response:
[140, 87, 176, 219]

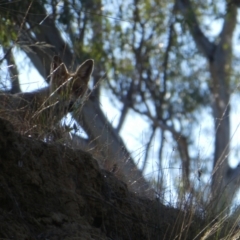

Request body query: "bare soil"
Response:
[0, 118, 207, 240]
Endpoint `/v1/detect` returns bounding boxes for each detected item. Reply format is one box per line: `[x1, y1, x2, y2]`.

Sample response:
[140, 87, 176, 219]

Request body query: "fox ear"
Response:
[50, 55, 68, 80]
[75, 59, 94, 82]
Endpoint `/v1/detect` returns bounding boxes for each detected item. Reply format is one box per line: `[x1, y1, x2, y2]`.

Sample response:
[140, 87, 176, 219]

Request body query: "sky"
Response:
[8, 47, 240, 204]
[2, 4, 240, 206]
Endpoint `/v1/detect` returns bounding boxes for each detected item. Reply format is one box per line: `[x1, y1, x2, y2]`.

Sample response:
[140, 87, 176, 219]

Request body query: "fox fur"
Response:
[0, 56, 94, 137]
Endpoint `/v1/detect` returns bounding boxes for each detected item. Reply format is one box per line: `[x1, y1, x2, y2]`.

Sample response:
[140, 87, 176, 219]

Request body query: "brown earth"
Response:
[0, 118, 216, 240]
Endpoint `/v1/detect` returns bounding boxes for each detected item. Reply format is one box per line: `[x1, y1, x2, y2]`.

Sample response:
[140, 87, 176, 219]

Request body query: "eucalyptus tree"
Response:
[98, 0, 240, 213]
[1, 0, 240, 214]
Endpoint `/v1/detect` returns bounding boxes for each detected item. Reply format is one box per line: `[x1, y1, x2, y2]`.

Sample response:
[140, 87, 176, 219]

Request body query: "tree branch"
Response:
[175, 0, 215, 59]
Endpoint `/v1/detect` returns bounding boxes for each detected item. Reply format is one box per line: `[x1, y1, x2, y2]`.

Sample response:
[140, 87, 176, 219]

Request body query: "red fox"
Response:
[0, 56, 94, 137]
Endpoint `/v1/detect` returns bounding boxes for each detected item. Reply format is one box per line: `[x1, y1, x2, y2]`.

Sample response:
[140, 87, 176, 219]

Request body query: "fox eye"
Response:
[79, 86, 83, 92]
[68, 101, 74, 112]
[74, 86, 85, 96]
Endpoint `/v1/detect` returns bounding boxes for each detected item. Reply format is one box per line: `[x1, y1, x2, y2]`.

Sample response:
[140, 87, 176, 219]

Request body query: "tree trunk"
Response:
[19, 2, 154, 197]
[209, 51, 231, 213]
[73, 99, 155, 196]
[176, 0, 238, 214]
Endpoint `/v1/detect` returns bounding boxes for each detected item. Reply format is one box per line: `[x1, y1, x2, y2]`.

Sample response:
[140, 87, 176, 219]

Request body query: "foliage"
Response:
[0, 0, 240, 217]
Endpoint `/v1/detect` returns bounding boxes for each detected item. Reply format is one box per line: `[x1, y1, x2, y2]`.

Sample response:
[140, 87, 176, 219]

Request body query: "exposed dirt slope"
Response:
[0, 118, 204, 240]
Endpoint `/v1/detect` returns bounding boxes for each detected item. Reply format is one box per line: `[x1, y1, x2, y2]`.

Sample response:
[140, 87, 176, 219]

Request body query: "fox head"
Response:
[50, 56, 94, 103]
